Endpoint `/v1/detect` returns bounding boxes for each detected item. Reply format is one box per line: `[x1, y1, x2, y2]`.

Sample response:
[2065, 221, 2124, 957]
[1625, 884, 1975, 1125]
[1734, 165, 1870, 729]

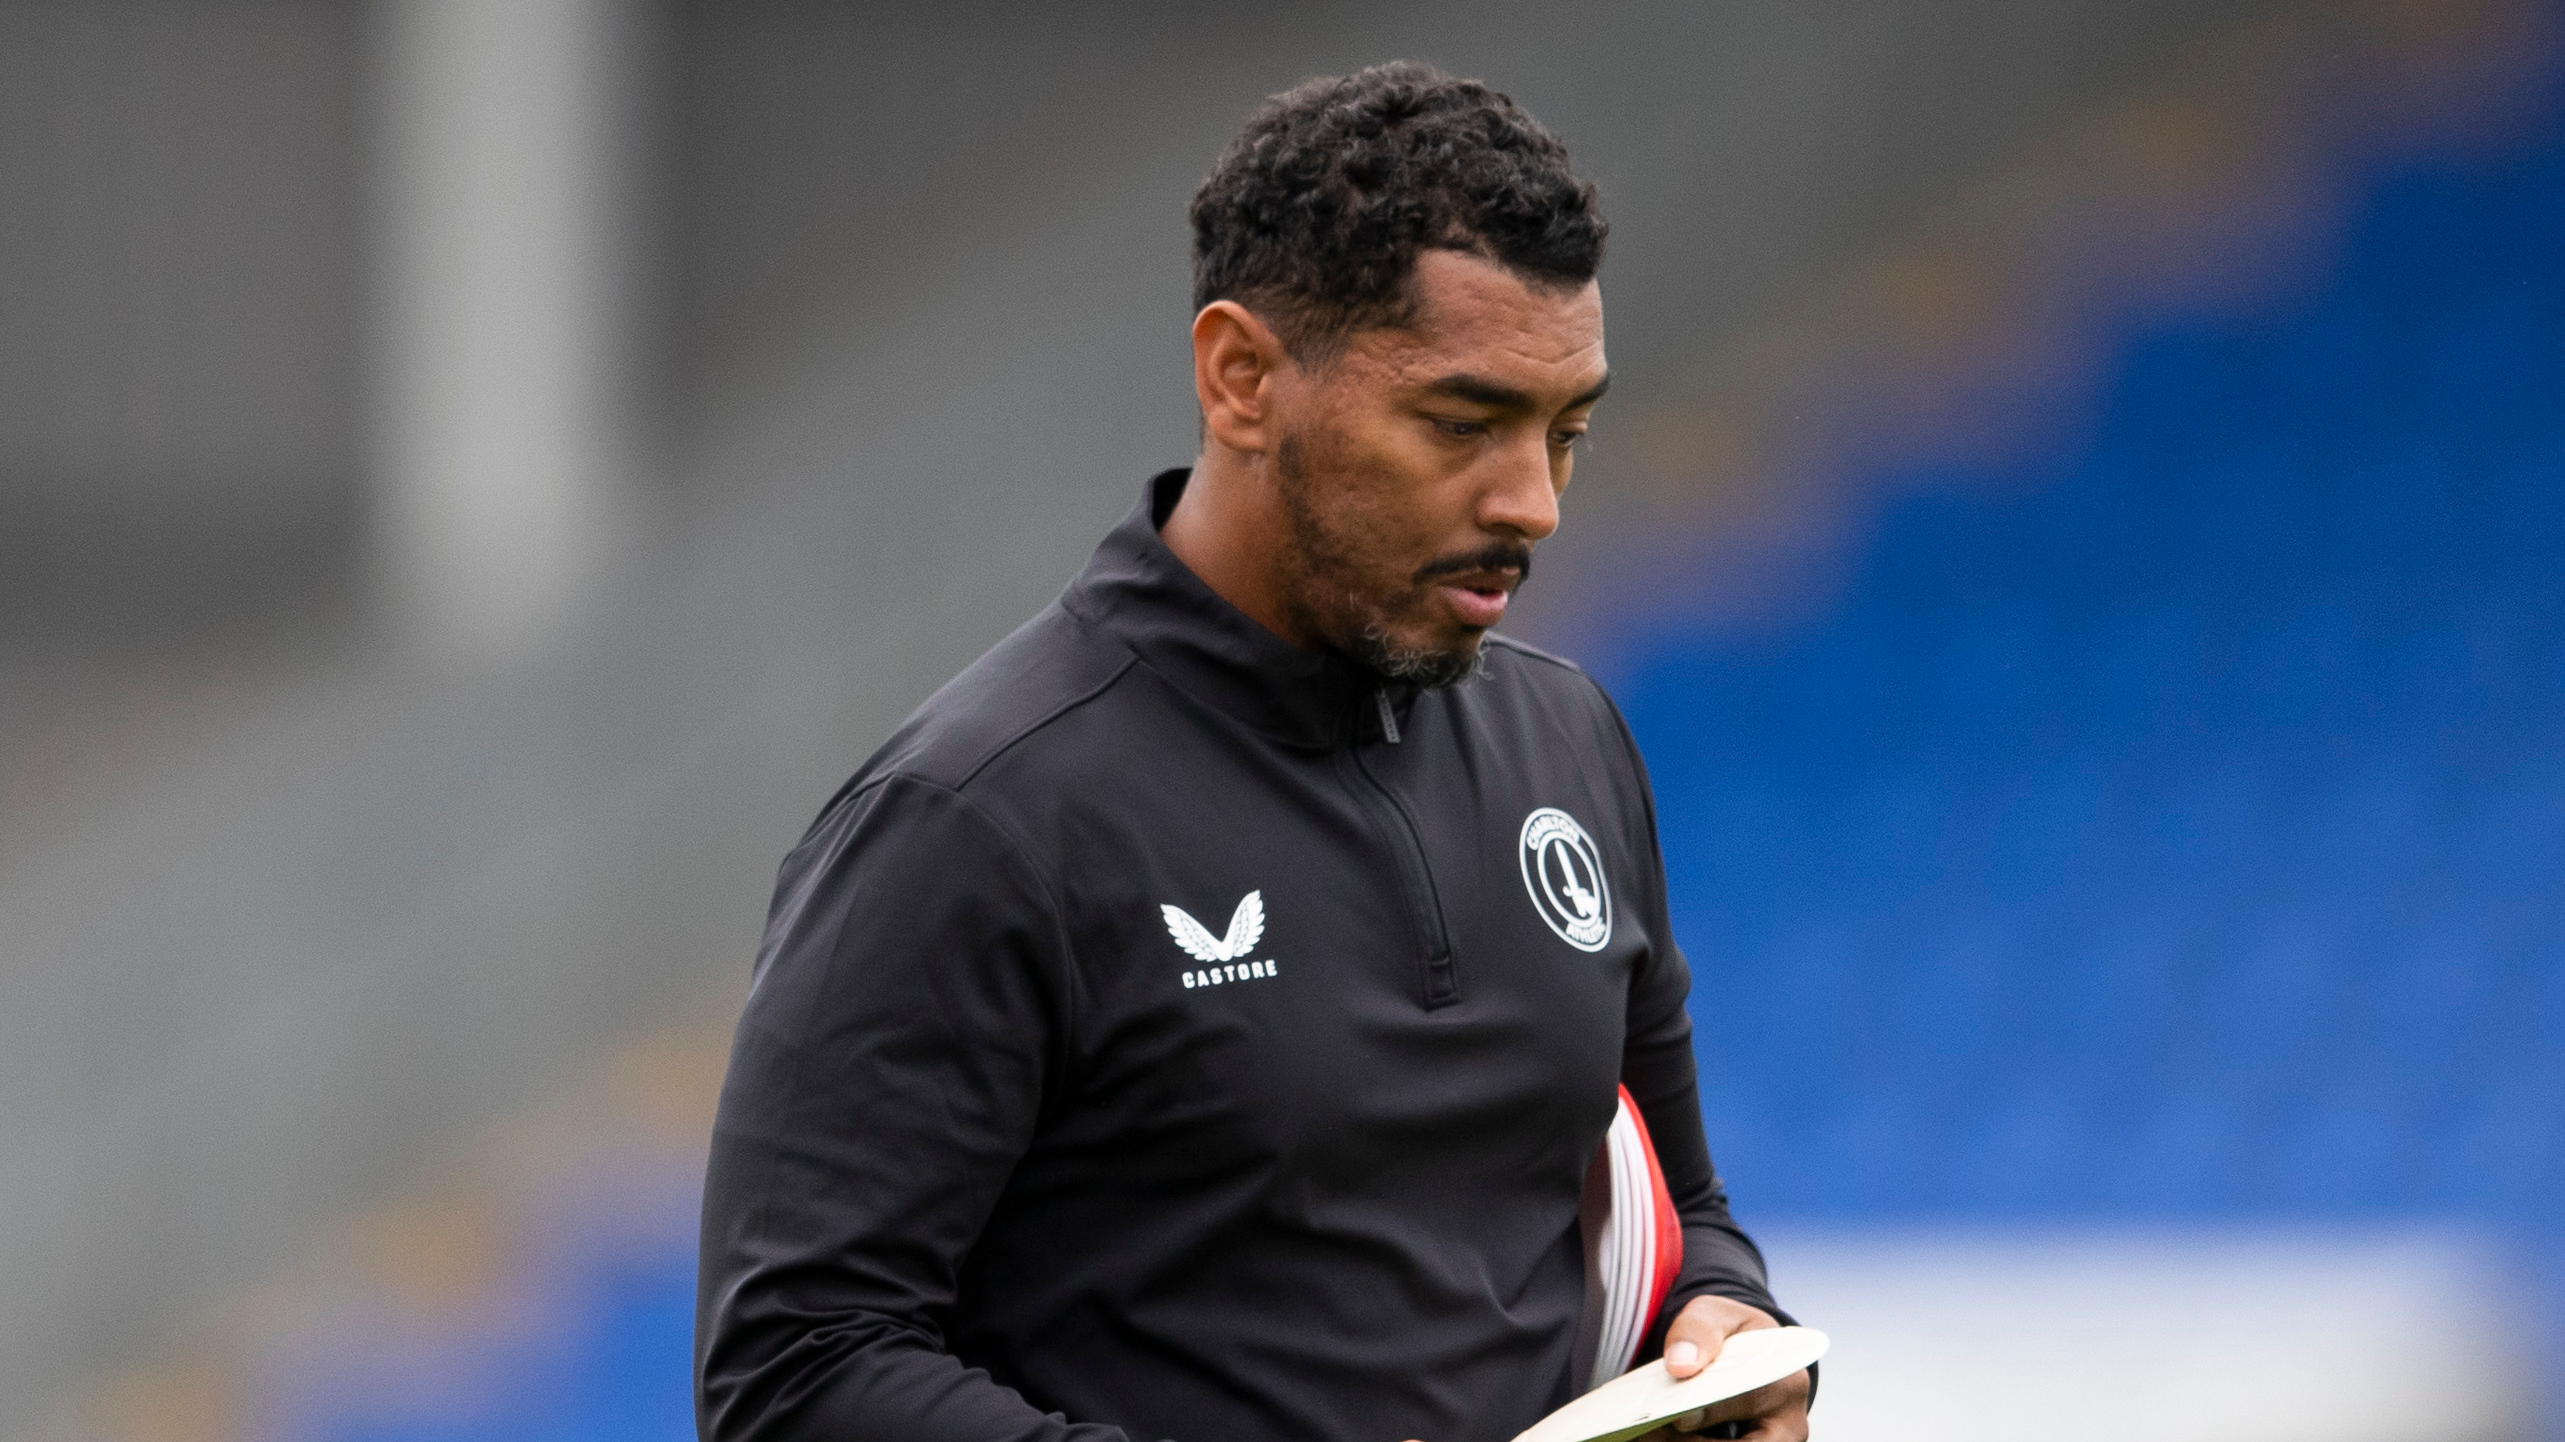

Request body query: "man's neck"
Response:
[1159, 449, 1315, 649]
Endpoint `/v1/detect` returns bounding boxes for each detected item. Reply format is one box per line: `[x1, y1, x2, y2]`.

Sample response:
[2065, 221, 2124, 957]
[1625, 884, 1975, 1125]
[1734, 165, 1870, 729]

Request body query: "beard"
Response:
[1273, 430, 1532, 689]
[1353, 620, 1488, 688]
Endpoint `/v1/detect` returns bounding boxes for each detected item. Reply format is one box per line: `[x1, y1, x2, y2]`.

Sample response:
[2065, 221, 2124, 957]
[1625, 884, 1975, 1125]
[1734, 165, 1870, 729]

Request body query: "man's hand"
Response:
[1643, 1295, 1808, 1442]
[1398, 1297, 1810, 1442]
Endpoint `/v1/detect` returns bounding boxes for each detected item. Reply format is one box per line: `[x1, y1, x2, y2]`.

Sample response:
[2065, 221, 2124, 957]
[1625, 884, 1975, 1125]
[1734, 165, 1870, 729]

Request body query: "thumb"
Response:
[1661, 1296, 1779, 1380]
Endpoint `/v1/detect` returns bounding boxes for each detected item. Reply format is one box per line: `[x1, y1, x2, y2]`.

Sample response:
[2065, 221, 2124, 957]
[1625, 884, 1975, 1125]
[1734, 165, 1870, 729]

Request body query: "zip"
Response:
[1345, 685, 1457, 1008]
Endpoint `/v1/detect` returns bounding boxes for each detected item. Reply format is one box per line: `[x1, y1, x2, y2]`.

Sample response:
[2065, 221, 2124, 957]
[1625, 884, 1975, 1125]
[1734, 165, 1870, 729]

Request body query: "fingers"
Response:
[1661, 1295, 1779, 1378]
[1677, 1371, 1811, 1442]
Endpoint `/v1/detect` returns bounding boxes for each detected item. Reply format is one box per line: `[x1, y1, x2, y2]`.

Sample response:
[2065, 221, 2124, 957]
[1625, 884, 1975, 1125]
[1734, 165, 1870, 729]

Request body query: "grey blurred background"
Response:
[1, 2, 2510, 1438]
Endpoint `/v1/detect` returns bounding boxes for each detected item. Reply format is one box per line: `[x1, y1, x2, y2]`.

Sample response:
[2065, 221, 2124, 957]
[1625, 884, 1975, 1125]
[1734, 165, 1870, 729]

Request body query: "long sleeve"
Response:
[695, 773, 1133, 1442]
[1597, 692, 1794, 1354]
[1620, 978, 1793, 1343]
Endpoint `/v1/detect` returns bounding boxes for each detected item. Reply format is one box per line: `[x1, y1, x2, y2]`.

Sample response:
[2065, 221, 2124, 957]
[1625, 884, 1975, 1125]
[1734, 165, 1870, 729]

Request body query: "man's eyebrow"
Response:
[1420, 373, 1532, 410]
[1419, 371, 1612, 412]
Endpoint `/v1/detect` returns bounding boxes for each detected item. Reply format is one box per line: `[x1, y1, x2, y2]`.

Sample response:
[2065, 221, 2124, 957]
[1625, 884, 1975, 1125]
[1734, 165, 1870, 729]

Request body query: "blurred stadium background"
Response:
[4, 1, 2561, 1438]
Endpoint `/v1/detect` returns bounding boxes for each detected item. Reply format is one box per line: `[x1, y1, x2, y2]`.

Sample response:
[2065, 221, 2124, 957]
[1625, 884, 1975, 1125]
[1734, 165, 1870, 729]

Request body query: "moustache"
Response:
[1414, 541, 1535, 587]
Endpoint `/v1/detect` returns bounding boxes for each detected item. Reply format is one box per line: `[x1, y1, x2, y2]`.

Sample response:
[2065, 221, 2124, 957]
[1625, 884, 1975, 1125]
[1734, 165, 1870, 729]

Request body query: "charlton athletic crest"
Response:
[1518, 807, 1611, 952]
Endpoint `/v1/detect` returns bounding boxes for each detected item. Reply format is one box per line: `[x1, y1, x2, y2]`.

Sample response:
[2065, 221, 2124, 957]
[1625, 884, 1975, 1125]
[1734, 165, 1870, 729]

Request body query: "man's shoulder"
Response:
[1473, 631, 1621, 724]
[860, 601, 1137, 796]
[1482, 631, 1590, 683]
[1461, 631, 1651, 787]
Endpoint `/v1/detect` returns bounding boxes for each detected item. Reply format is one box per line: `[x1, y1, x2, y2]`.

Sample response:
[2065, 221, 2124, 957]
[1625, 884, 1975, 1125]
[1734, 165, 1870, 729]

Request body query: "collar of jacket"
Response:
[1062, 468, 1417, 751]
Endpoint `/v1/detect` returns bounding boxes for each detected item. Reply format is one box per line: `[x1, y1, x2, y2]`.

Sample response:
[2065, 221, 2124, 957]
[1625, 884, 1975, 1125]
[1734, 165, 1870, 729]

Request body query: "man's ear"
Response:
[1193, 300, 1287, 457]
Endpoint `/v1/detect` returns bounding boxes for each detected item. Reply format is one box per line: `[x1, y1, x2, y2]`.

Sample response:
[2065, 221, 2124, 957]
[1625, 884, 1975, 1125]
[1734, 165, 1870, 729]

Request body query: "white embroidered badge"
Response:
[1519, 808, 1611, 951]
[1164, 891, 1280, 989]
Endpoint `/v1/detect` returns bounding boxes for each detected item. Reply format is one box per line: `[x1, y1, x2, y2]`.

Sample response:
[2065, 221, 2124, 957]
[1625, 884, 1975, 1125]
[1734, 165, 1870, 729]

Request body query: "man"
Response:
[696, 62, 1809, 1442]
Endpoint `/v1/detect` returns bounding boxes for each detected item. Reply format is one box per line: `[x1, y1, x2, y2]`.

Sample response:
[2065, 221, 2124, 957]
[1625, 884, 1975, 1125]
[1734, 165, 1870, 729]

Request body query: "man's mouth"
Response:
[1433, 569, 1521, 630]
[1417, 544, 1532, 632]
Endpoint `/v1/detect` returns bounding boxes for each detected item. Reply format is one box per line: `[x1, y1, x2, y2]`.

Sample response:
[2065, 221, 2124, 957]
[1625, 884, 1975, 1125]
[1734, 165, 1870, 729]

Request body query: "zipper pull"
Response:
[1374, 685, 1401, 745]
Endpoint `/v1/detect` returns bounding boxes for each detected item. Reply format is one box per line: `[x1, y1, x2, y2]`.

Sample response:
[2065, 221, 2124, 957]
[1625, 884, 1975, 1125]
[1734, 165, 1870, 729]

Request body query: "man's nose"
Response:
[1479, 433, 1561, 541]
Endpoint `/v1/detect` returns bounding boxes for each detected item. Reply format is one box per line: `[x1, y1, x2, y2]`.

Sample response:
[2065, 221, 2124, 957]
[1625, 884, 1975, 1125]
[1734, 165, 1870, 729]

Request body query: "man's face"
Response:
[1266, 249, 1608, 686]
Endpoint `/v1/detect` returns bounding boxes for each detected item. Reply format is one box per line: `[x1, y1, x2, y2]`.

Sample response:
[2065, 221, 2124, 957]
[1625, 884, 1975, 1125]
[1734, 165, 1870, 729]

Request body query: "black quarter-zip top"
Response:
[1341, 698, 1460, 1008]
[696, 470, 1789, 1442]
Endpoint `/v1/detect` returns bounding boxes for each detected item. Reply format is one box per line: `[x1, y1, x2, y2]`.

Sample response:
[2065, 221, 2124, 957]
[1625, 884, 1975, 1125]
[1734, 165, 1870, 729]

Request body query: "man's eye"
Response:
[1433, 418, 1485, 438]
[1552, 429, 1588, 448]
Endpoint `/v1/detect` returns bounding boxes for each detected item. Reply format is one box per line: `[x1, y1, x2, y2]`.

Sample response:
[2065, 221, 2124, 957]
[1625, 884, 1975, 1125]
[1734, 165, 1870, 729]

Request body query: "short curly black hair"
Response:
[1190, 61, 1606, 364]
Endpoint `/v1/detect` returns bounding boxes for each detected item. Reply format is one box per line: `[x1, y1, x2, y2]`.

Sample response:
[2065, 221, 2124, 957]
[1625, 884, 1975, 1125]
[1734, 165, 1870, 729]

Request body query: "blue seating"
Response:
[287, 1248, 698, 1442]
[1615, 95, 2565, 1238]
